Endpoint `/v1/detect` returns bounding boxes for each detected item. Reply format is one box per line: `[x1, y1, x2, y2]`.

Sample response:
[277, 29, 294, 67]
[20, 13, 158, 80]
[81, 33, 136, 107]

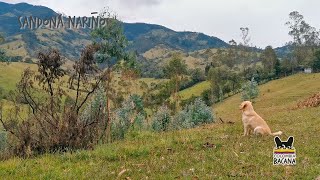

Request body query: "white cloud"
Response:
[117, 0, 162, 7]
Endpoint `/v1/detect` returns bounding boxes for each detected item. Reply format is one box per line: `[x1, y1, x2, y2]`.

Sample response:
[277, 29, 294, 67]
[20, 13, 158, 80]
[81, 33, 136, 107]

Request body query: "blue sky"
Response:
[2, 0, 320, 48]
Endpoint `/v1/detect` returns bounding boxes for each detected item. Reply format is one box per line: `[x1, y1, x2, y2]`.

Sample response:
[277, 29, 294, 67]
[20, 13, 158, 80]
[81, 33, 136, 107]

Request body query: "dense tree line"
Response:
[199, 11, 320, 104]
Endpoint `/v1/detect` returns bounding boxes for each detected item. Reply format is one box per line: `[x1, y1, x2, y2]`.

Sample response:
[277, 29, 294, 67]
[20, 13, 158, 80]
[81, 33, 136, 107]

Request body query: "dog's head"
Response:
[239, 101, 253, 111]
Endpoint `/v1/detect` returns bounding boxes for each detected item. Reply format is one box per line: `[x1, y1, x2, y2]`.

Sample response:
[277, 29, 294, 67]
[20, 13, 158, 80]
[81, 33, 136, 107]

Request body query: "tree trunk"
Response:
[105, 69, 112, 143]
[106, 97, 111, 143]
[175, 78, 178, 112]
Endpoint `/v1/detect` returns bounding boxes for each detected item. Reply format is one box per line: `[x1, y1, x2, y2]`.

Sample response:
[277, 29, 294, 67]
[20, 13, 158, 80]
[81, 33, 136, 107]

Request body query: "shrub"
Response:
[0, 10, 131, 157]
[172, 98, 214, 130]
[313, 50, 320, 73]
[201, 89, 214, 106]
[80, 86, 106, 123]
[0, 86, 4, 99]
[180, 95, 197, 107]
[0, 130, 7, 151]
[241, 77, 259, 101]
[0, 49, 9, 63]
[112, 94, 146, 140]
[25, 57, 34, 64]
[151, 105, 172, 132]
[0, 47, 106, 157]
[10, 56, 23, 62]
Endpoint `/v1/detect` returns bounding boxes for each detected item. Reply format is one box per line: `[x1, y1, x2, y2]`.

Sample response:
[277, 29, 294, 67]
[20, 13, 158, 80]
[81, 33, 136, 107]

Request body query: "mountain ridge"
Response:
[0, 2, 229, 60]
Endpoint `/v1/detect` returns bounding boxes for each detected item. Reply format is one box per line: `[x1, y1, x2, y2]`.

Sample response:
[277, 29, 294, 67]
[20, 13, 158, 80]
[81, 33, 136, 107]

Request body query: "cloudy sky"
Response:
[2, 0, 320, 48]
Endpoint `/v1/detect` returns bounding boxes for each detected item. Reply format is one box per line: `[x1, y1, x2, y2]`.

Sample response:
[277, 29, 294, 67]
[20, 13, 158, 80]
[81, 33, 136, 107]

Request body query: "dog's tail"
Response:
[271, 131, 283, 136]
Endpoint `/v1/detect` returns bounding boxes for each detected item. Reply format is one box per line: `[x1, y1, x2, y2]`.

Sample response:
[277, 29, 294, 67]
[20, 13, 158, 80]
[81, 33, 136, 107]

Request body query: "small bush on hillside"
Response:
[313, 50, 320, 73]
[0, 47, 107, 157]
[10, 56, 23, 62]
[80, 86, 106, 123]
[78, 86, 107, 142]
[152, 105, 172, 132]
[172, 98, 214, 130]
[24, 57, 34, 64]
[0, 87, 4, 100]
[201, 89, 214, 106]
[241, 77, 259, 101]
[0, 130, 7, 151]
[112, 94, 146, 140]
[180, 95, 197, 107]
[0, 49, 9, 63]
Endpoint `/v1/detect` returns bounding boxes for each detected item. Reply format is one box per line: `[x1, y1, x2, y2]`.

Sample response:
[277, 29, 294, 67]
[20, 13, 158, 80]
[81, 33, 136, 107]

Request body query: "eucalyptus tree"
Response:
[91, 9, 131, 142]
[286, 11, 320, 67]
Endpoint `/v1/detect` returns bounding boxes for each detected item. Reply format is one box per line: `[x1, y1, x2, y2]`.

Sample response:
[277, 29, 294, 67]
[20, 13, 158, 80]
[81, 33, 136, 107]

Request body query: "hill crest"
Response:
[0, 2, 228, 60]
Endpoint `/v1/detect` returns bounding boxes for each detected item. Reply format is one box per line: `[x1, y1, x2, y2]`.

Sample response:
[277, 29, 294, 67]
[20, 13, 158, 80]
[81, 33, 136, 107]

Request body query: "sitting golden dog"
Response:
[240, 101, 282, 136]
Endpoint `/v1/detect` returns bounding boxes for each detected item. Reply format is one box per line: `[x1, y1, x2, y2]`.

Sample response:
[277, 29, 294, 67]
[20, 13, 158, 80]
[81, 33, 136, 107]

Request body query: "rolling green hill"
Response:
[178, 81, 210, 100]
[0, 62, 36, 93]
[1, 73, 319, 179]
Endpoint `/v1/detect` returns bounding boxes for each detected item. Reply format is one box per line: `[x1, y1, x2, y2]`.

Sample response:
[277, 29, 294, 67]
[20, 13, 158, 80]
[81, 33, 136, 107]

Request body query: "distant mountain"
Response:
[0, 2, 56, 36]
[123, 23, 228, 53]
[0, 2, 228, 60]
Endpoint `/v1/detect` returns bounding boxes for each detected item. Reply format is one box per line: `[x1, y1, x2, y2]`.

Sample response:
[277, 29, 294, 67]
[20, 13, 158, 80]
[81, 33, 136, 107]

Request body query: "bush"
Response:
[0, 49, 9, 62]
[10, 56, 23, 62]
[0, 47, 106, 157]
[0, 86, 4, 99]
[180, 95, 197, 107]
[313, 50, 320, 73]
[241, 77, 259, 101]
[80, 86, 106, 123]
[172, 98, 214, 130]
[112, 94, 146, 140]
[151, 105, 172, 132]
[25, 57, 34, 64]
[201, 89, 214, 106]
[0, 130, 7, 151]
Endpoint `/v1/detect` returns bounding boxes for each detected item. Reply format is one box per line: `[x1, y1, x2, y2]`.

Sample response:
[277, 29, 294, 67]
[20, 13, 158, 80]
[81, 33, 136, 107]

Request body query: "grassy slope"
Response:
[142, 46, 212, 70]
[0, 62, 164, 93]
[0, 62, 164, 117]
[0, 62, 73, 98]
[1, 74, 320, 179]
[0, 35, 29, 58]
[0, 62, 38, 99]
[179, 81, 210, 100]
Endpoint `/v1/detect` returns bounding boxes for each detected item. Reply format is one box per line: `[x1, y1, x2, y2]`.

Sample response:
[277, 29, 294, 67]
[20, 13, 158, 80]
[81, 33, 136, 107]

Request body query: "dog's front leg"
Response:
[243, 124, 248, 136]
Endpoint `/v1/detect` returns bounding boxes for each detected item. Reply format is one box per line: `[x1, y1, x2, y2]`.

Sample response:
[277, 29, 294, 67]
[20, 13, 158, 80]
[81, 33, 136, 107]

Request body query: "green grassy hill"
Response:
[0, 62, 37, 94]
[1, 73, 319, 179]
[178, 81, 210, 100]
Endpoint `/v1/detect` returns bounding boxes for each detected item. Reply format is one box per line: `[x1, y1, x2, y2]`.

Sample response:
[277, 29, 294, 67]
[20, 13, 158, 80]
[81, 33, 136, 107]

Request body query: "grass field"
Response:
[178, 81, 210, 100]
[0, 62, 37, 93]
[0, 73, 320, 179]
[0, 35, 29, 57]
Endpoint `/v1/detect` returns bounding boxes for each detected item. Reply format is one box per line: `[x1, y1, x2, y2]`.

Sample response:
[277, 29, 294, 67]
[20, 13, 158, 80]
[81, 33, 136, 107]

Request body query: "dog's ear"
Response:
[240, 103, 247, 110]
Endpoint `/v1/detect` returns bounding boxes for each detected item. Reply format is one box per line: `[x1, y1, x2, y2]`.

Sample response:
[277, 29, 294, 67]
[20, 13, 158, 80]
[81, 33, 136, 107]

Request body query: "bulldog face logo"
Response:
[274, 136, 294, 149]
